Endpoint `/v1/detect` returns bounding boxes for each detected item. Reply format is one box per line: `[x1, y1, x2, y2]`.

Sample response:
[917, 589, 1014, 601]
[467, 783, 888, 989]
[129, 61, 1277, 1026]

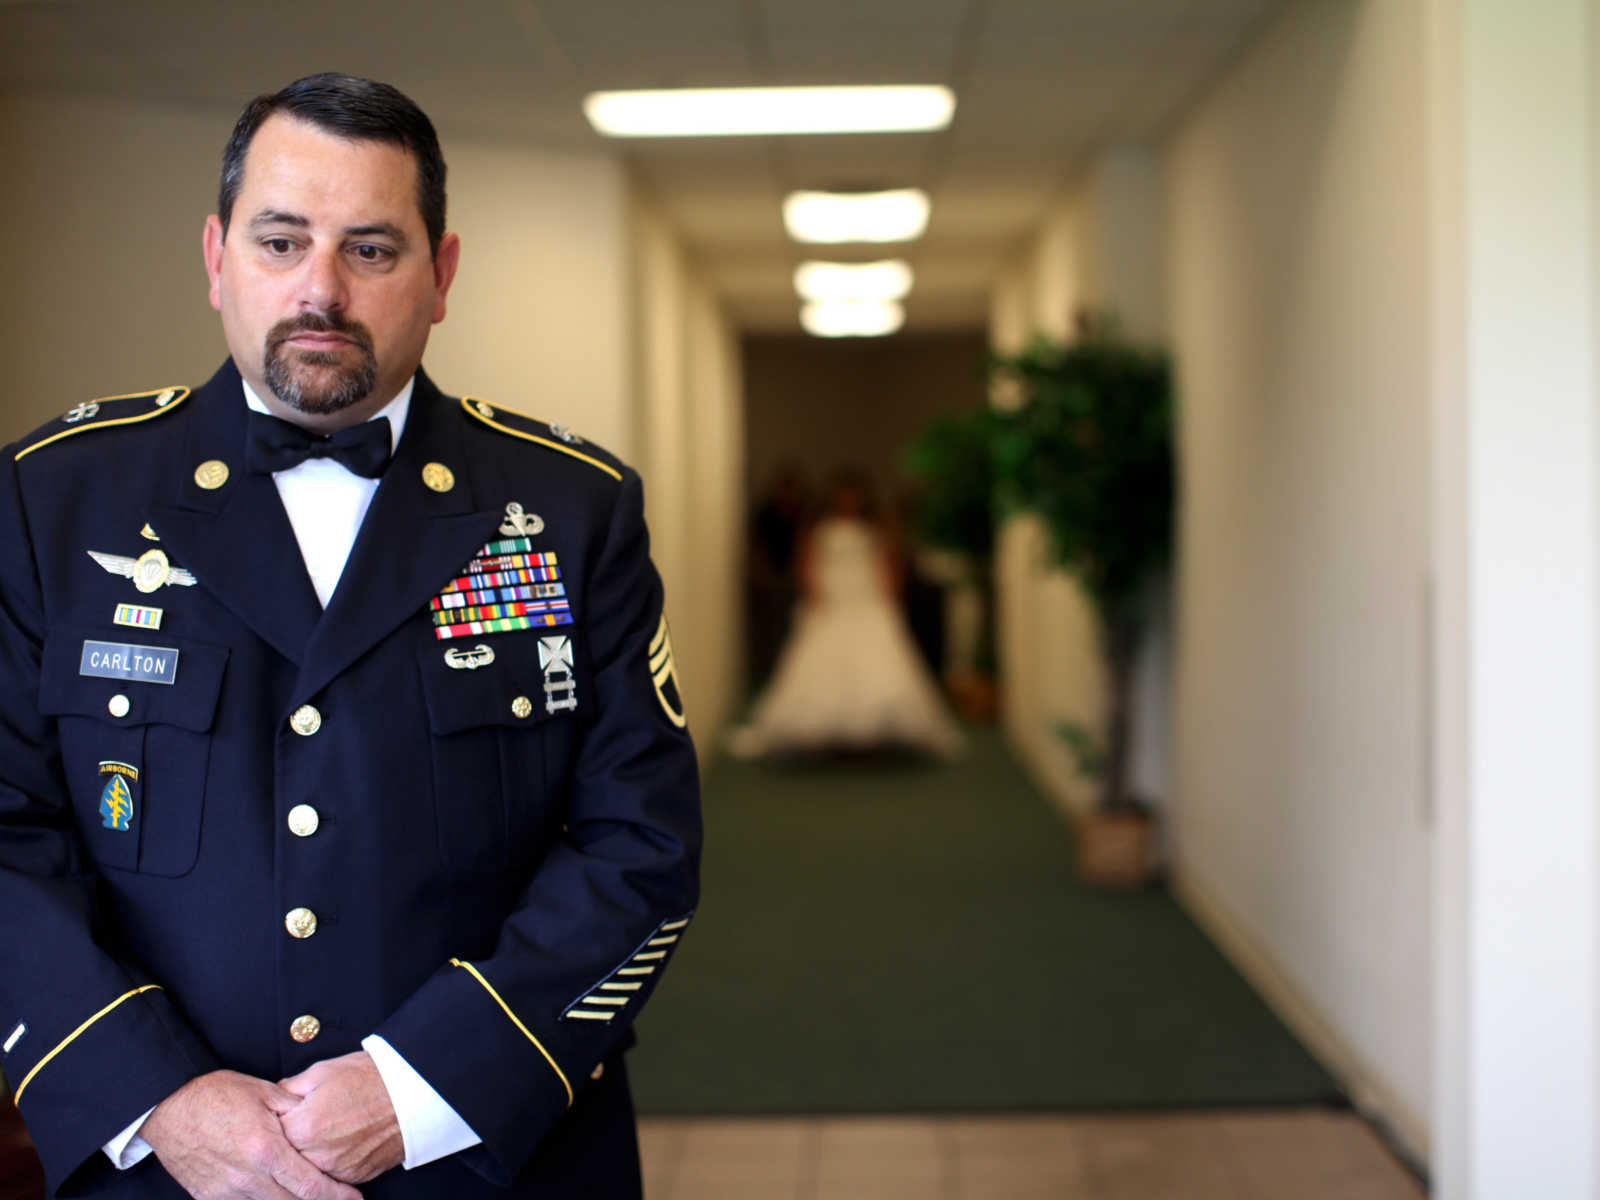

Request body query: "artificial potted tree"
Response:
[990, 317, 1175, 884]
[903, 405, 1004, 720]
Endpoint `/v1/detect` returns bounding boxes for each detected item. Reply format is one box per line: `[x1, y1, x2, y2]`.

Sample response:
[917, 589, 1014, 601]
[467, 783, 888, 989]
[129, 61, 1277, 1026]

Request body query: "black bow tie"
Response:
[245, 410, 392, 479]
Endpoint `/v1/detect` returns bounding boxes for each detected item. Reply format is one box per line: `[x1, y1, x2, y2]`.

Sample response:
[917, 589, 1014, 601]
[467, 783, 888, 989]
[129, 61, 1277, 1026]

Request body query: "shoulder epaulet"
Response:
[14, 386, 191, 462]
[459, 396, 623, 482]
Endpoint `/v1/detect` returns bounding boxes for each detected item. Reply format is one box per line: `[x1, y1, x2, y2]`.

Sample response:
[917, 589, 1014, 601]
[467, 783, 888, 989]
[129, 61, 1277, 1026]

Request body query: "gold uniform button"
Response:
[290, 1015, 321, 1043]
[290, 705, 322, 736]
[108, 694, 131, 718]
[285, 907, 318, 939]
[421, 462, 455, 493]
[287, 804, 320, 837]
[511, 695, 533, 719]
[194, 460, 230, 490]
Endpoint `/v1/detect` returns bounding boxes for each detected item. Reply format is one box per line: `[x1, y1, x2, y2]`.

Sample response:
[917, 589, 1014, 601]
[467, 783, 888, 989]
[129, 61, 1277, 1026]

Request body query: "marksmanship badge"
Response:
[539, 636, 578, 714]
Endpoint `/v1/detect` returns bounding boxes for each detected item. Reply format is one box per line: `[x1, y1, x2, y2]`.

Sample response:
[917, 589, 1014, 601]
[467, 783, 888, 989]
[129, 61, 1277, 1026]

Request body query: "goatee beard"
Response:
[263, 313, 378, 415]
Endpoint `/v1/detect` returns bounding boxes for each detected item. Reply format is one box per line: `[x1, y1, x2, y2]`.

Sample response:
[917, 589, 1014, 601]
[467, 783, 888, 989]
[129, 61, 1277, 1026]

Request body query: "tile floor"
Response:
[639, 1110, 1426, 1199]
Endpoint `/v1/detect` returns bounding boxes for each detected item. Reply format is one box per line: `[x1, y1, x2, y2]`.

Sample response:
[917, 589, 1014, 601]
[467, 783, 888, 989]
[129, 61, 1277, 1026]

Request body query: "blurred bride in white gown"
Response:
[729, 475, 963, 759]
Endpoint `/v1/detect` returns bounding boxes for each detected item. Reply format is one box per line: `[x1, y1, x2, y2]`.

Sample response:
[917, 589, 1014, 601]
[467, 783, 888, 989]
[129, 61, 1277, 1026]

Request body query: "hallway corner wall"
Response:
[1164, 0, 1431, 1159]
[629, 187, 745, 753]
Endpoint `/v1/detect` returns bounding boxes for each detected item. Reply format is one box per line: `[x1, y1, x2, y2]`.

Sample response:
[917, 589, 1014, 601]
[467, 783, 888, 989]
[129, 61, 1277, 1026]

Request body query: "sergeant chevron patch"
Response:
[649, 614, 687, 729]
[562, 914, 693, 1023]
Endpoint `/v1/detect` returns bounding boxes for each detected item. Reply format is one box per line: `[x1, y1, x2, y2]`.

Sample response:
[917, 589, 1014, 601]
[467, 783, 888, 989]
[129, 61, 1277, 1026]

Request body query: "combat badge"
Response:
[88, 548, 197, 594]
[97, 761, 139, 832]
[539, 636, 578, 714]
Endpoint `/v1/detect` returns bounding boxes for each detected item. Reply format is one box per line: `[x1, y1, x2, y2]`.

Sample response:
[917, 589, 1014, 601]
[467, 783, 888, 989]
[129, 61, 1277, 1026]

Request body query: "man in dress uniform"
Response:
[0, 73, 700, 1200]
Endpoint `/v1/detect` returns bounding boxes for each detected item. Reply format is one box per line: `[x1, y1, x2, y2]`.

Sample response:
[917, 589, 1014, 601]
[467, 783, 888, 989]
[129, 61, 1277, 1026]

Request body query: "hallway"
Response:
[628, 729, 1349, 1121]
[638, 1110, 1424, 1199]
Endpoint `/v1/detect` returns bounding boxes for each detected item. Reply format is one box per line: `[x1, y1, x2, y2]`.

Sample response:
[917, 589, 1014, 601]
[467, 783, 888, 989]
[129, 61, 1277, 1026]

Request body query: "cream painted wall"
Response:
[630, 188, 744, 747]
[1166, 0, 1431, 1156]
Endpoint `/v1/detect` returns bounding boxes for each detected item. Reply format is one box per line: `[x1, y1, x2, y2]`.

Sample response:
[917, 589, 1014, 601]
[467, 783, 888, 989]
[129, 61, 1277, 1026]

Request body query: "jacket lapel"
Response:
[147, 360, 323, 665]
[293, 370, 501, 706]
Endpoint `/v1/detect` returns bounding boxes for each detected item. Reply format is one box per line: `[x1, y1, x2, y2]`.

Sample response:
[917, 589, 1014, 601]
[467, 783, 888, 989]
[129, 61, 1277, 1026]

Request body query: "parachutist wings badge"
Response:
[88, 549, 198, 594]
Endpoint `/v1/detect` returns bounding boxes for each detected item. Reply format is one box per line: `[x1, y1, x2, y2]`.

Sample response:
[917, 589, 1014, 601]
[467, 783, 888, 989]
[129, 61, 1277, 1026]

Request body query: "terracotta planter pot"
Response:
[1075, 809, 1157, 886]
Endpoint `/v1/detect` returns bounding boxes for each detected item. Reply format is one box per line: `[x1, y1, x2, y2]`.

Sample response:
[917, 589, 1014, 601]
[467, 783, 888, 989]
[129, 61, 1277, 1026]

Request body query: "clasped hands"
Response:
[140, 1051, 403, 1200]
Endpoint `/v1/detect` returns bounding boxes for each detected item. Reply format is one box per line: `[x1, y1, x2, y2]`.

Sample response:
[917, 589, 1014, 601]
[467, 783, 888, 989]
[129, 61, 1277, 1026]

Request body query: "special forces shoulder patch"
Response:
[648, 614, 687, 729]
[458, 396, 623, 482]
[97, 761, 139, 832]
[14, 386, 190, 462]
[563, 913, 694, 1024]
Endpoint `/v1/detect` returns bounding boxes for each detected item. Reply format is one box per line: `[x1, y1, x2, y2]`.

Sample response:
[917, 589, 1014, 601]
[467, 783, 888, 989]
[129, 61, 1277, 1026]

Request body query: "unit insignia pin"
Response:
[443, 643, 496, 671]
[422, 462, 456, 493]
[547, 422, 582, 445]
[194, 460, 229, 490]
[539, 635, 578, 714]
[88, 548, 198, 593]
[97, 761, 139, 832]
[500, 502, 545, 537]
[63, 401, 100, 424]
[139, 523, 160, 541]
[473, 400, 495, 419]
[154, 388, 177, 407]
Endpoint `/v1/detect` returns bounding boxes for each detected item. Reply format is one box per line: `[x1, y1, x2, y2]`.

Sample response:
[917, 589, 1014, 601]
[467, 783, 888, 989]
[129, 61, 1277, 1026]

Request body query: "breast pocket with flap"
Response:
[38, 626, 229, 877]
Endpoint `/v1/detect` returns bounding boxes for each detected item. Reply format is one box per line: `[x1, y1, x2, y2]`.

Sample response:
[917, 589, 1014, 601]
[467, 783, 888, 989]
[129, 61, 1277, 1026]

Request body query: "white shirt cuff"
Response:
[362, 1034, 481, 1169]
[102, 1107, 156, 1169]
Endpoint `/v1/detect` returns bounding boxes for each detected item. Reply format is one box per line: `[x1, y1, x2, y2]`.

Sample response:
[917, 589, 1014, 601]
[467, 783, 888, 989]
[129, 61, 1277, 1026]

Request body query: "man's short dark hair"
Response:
[219, 72, 447, 256]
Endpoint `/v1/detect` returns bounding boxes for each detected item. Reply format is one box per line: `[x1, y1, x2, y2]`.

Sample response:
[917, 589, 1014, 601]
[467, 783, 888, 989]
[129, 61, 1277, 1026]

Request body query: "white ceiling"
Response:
[1, 0, 1288, 332]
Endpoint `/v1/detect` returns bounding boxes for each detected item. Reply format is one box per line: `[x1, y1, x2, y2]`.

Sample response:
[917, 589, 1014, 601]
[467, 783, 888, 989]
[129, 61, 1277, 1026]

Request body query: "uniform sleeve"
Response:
[0, 456, 217, 1196]
[374, 466, 701, 1185]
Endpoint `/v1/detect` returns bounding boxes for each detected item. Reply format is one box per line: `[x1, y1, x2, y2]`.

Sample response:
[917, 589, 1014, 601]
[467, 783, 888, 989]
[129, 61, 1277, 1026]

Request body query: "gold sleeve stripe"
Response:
[12, 984, 163, 1105]
[459, 398, 622, 482]
[15, 389, 191, 462]
[448, 958, 574, 1107]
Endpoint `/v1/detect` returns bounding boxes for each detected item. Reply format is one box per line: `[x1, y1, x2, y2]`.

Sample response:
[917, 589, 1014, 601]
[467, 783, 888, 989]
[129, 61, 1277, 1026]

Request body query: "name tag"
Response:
[79, 640, 180, 686]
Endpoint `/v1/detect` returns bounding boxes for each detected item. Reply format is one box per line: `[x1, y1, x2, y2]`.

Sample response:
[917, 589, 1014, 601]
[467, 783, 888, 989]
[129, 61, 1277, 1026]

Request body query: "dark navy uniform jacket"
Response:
[0, 360, 701, 1198]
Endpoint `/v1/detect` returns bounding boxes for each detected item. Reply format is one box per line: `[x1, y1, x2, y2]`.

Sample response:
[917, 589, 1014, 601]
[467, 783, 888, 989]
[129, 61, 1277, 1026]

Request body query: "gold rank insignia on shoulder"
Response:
[13, 386, 190, 463]
[459, 396, 623, 482]
[88, 548, 198, 593]
[649, 614, 688, 729]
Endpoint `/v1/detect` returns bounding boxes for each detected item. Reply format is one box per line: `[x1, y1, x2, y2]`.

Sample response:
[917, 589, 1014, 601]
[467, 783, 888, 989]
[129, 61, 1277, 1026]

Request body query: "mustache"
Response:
[265, 312, 375, 355]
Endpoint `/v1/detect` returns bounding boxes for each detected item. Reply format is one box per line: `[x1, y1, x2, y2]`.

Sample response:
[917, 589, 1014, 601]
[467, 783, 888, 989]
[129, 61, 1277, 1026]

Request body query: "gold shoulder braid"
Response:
[15, 387, 191, 462]
[460, 396, 622, 482]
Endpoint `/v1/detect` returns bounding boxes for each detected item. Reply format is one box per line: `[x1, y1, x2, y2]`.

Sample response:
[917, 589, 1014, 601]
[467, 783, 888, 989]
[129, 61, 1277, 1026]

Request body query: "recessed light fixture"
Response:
[783, 190, 930, 244]
[583, 86, 954, 138]
[800, 300, 906, 338]
[794, 260, 914, 304]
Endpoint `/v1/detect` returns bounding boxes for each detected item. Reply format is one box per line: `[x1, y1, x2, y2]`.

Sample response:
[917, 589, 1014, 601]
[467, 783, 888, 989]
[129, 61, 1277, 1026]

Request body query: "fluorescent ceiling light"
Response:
[583, 86, 954, 138]
[800, 300, 906, 338]
[794, 260, 913, 303]
[784, 190, 930, 244]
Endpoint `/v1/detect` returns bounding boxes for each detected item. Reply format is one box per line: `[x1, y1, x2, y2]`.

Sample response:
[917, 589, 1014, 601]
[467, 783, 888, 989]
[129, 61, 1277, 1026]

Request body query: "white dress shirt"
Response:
[104, 377, 480, 1172]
